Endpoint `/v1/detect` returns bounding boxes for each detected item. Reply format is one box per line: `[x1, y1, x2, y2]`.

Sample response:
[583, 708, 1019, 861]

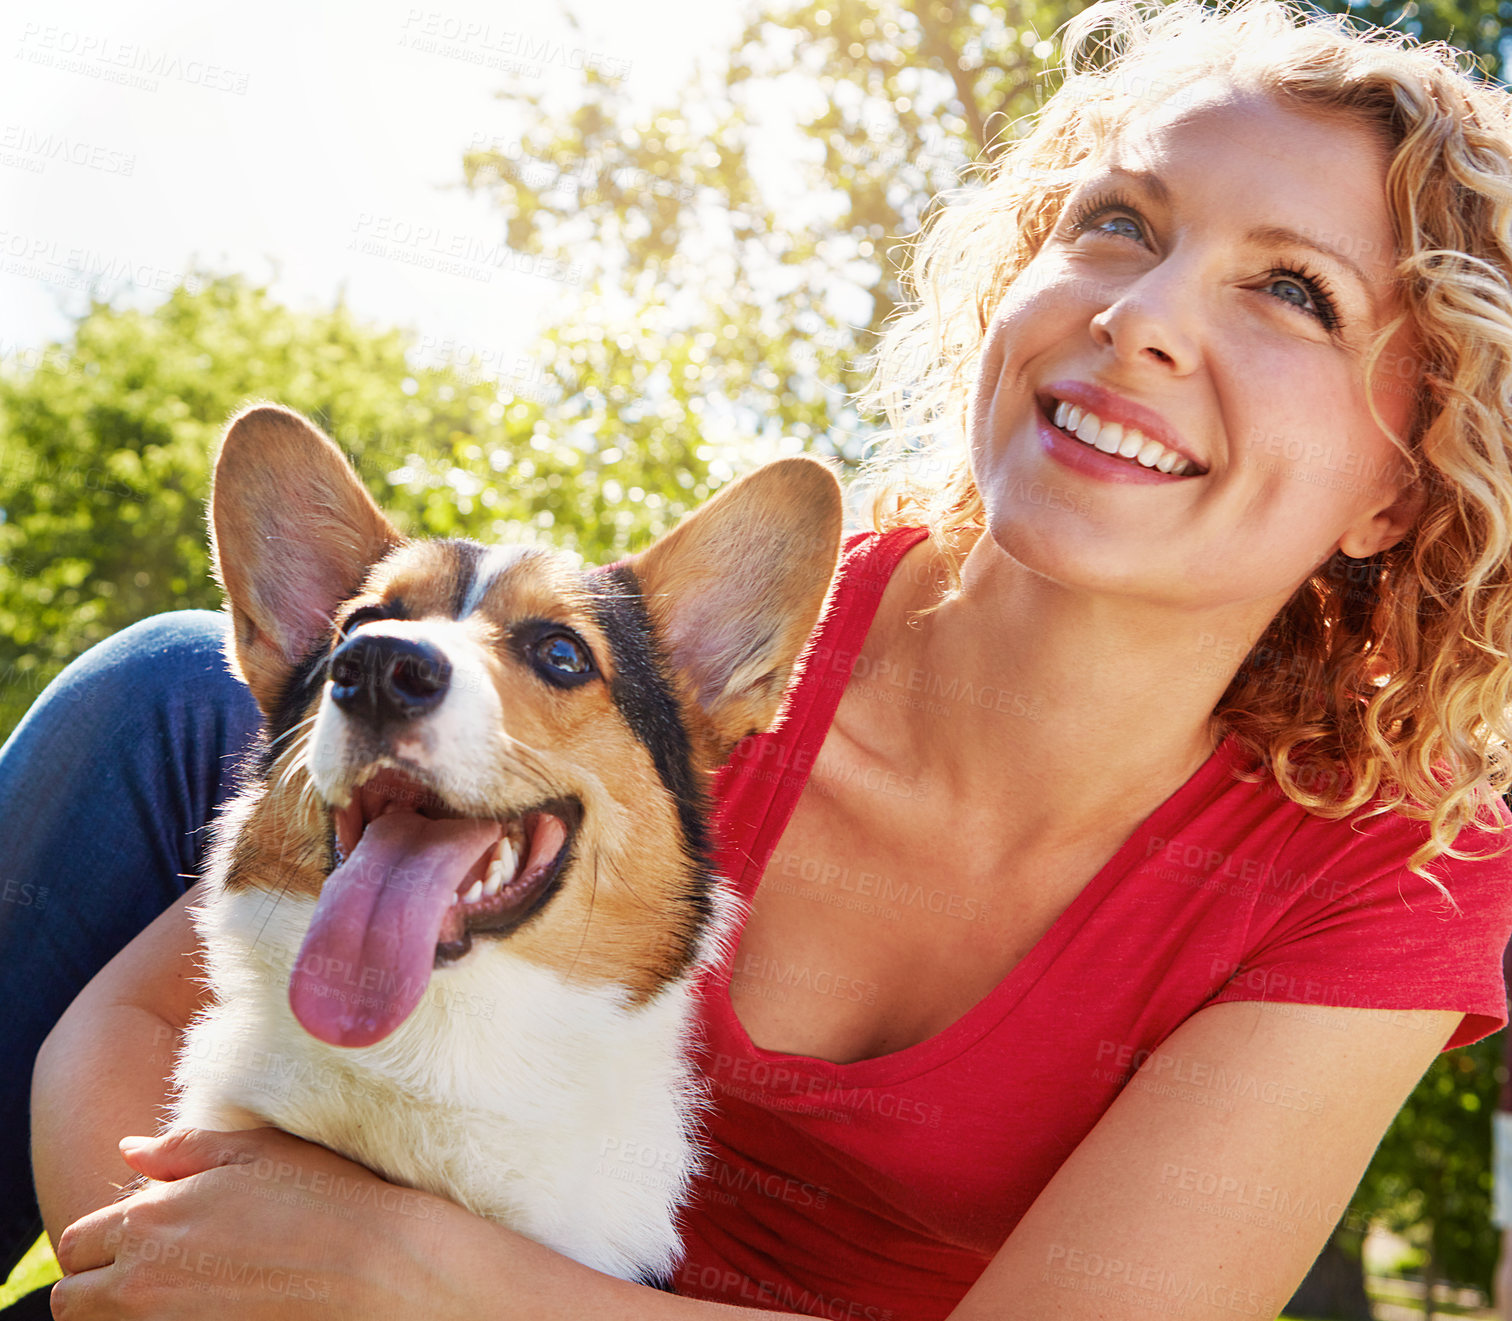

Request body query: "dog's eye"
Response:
[532, 631, 596, 686]
[338, 605, 395, 640]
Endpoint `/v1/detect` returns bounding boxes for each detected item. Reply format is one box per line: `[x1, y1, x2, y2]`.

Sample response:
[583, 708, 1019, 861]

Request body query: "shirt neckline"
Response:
[712, 526, 1243, 1089]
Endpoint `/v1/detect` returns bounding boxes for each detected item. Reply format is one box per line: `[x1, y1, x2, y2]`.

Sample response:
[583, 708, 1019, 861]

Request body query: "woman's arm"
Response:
[952, 998, 1462, 1319]
[32, 881, 211, 1240]
[51, 1126, 818, 1319]
[44, 880, 1453, 1319]
[54, 998, 1448, 1320]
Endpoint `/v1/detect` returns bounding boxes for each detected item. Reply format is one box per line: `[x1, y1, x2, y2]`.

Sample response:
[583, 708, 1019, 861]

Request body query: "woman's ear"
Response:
[1337, 469, 1425, 560]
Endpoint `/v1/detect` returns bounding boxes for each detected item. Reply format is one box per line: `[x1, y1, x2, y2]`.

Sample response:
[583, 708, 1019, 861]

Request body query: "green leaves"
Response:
[461, 0, 1079, 476]
[0, 274, 712, 741]
[1351, 1029, 1507, 1295]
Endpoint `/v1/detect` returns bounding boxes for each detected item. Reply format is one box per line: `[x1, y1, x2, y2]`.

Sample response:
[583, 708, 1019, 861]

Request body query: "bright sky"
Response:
[0, 0, 742, 379]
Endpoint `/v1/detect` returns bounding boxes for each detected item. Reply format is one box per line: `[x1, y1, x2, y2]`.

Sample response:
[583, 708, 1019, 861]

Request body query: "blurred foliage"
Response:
[462, 0, 1073, 468]
[0, 274, 722, 742]
[1349, 1028, 1506, 1299]
[1342, 0, 1512, 65]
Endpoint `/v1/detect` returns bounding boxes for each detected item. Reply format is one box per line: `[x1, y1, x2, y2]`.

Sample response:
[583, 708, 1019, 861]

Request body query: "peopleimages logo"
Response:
[707, 1053, 943, 1127]
[398, 11, 631, 78]
[1093, 1039, 1325, 1113]
[15, 24, 251, 93]
[0, 125, 136, 176]
[765, 849, 989, 923]
[677, 1264, 895, 1321]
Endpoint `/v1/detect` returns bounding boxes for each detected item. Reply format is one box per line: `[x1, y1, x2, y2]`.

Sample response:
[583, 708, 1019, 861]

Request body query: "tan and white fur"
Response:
[168, 405, 841, 1283]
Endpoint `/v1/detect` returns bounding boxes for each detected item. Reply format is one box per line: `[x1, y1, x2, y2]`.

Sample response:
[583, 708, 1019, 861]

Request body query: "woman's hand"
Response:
[52, 1127, 484, 1320]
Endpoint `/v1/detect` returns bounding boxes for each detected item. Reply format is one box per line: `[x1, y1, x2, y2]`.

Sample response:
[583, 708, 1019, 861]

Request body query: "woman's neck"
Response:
[857, 529, 1277, 849]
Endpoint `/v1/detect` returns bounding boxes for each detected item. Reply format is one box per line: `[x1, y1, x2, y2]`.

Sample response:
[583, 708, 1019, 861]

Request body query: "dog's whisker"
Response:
[491, 735, 560, 802]
[266, 712, 318, 752]
[608, 863, 661, 915]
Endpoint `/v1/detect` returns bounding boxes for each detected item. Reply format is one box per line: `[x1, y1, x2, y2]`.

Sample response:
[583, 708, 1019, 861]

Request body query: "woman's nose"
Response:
[1088, 265, 1202, 374]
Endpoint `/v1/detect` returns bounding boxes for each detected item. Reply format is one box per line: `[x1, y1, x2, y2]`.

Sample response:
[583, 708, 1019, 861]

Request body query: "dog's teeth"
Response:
[483, 860, 505, 898]
[462, 880, 484, 905]
[498, 840, 523, 882]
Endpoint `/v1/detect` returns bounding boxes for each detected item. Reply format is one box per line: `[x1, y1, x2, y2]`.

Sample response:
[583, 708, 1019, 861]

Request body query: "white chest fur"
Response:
[170, 883, 712, 1282]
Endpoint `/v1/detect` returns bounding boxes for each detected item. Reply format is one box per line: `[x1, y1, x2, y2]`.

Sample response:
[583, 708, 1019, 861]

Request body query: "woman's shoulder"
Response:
[1190, 760, 1512, 1050]
[1159, 746, 1512, 965]
[1204, 741, 1512, 880]
[1272, 772, 1512, 892]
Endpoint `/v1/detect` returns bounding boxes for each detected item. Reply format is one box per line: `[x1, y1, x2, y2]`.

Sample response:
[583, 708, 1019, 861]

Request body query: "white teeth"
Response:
[1052, 397, 1197, 476]
[483, 840, 515, 897]
[462, 879, 484, 905]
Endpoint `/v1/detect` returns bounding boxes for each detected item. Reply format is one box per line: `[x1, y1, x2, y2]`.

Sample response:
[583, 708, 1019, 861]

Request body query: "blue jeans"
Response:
[0, 612, 261, 1275]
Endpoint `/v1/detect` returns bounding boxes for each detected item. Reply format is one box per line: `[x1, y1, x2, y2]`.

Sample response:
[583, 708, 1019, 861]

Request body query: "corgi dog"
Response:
[167, 404, 840, 1283]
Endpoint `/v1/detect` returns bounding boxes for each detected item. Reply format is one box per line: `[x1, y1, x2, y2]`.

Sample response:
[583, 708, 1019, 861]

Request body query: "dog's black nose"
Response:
[328, 634, 451, 724]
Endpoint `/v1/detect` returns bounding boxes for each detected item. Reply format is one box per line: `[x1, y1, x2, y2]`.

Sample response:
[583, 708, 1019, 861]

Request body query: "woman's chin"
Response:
[975, 510, 1197, 608]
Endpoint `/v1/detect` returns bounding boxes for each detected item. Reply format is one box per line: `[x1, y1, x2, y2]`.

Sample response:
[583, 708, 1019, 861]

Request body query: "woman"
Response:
[15, 0, 1512, 1315]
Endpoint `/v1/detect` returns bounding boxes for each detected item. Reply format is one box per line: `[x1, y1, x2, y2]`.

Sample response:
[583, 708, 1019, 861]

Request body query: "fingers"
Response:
[54, 1203, 122, 1276]
[50, 1265, 138, 1320]
[117, 1127, 263, 1182]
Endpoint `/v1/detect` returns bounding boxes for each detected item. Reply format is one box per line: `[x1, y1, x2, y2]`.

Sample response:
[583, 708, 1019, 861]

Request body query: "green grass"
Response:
[0, 1235, 59, 1309]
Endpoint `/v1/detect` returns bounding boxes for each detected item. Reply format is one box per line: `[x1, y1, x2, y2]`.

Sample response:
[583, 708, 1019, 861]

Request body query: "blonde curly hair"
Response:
[860, 0, 1512, 886]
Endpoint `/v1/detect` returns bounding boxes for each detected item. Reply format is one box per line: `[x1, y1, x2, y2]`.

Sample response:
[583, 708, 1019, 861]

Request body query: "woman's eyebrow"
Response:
[1245, 223, 1374, 293]
[1097, 166, 1171, 205]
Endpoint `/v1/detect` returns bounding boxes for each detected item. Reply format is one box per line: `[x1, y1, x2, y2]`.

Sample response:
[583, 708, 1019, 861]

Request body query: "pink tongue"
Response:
[289, 811, 503, 1047]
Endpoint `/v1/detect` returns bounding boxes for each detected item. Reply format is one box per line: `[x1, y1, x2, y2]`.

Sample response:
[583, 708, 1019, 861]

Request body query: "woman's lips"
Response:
[1036, 398, 1196, 485]
[1043, 380, 1207, 474]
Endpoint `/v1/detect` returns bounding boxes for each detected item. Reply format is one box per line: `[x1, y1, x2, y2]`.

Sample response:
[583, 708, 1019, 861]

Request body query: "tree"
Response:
[462, 0, 1076, 478]
[0, 274, 719, 743]
[1347, 1029, 1506, 1315]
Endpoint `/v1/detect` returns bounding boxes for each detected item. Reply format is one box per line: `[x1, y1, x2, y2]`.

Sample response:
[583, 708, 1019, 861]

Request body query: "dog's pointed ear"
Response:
[627, 456, 842, 763]
[210, 404, 401, 713]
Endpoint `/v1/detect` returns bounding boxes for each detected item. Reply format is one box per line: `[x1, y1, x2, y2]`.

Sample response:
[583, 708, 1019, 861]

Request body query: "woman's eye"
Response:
[1066, 192, 1146, 245]
[1091, 213, 1143, 242]
[1268, 275, 1312, 309]
[1261, 269, 1341, 331]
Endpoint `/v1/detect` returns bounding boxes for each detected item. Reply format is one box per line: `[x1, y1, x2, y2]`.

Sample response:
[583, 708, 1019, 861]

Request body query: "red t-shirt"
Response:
[674, 527, 1512, 1320]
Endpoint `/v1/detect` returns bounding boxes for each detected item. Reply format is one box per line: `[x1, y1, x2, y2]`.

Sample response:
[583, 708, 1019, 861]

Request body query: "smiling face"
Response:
[968, 82, 1422, 616]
